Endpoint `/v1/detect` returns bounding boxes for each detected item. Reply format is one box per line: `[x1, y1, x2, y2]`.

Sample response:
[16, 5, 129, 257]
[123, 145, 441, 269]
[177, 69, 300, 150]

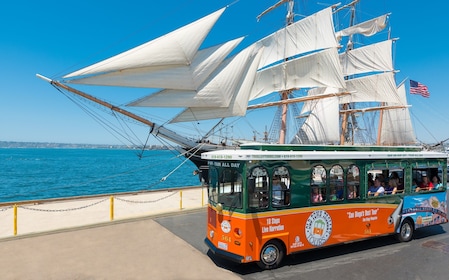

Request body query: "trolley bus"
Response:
[203, 144, 448, 269]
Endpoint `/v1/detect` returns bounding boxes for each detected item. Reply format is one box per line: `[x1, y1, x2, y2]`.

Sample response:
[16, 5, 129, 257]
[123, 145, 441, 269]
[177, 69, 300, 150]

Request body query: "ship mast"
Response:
[257, 0, 295, 144]
[339, 0, 359, 145]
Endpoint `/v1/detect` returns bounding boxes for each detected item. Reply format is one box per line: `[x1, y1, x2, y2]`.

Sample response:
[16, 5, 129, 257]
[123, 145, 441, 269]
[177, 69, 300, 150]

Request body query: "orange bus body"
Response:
[206, 203, 398, 263]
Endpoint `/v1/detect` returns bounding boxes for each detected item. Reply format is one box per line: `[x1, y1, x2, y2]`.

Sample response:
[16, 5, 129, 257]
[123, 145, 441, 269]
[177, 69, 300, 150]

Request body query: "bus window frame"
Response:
[272, 166, 291, 208]
[311, 164, 327, 203]
[347, 164, 360, 200]
[247, 166, 269, 209]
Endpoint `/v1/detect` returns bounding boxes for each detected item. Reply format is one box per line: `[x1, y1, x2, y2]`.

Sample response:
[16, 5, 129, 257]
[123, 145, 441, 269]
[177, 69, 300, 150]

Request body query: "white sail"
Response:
[250, 47, 346, 100]
[127, 39, 245, 107]
[69, 37, 243, 91]
[297, 88, 340, 144]
[170, 46, 263, 123]
[64, 8, 226, 87]
[306, 72, 401, 105]
[336, 14, 388, 39]
[340, 40, 394, 76]
[341, 72, 401, 104]
[255, 6, 338, 69]
[380, 83, 416, 145]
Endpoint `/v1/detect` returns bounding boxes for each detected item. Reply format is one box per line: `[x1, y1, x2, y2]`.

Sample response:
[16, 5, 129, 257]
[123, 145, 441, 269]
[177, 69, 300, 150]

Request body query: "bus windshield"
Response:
[208, 167, 242, 209]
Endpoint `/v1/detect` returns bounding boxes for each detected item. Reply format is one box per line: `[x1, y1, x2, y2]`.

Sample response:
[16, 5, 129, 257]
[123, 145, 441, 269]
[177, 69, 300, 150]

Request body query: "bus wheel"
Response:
[396, 219, 414, 242]
[257, 240, 284, 270]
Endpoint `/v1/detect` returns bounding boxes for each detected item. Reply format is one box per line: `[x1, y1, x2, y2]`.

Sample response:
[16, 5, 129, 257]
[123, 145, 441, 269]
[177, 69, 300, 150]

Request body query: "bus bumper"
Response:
[204, 238, 244, 263]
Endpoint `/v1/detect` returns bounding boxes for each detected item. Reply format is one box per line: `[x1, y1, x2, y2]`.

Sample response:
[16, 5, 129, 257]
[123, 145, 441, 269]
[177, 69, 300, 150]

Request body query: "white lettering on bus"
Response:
[262, 224, 285, 233]
[210, 161, 241, 168]
[262, 217, 284, 233]
[347, 208, 380, 222]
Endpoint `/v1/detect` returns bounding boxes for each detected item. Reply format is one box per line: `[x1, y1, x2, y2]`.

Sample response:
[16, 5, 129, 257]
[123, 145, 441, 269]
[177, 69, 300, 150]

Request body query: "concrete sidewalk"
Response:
[0, 188, 242, 279]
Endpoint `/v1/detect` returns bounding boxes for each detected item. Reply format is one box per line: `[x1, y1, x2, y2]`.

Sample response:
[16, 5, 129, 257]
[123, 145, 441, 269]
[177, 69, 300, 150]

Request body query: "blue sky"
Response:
[1, 0, 449, 146]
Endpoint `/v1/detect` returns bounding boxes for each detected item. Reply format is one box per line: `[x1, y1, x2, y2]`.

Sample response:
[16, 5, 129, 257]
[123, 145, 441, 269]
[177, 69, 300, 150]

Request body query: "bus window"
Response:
[367, 168, 405, 195]
[218, 169, 242, 209]
[347, 165, 360, 199]
[311, 165, 326, 203]
[248, 167, 269, 209]
[272, 166, 290, 207]
[413, 167, 442, 192]
[329, 165, 344, 201]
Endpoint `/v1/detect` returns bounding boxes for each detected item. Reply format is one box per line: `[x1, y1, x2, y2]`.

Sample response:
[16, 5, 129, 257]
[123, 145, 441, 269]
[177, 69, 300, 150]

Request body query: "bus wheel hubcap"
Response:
[402, 223, 411, 238]
[262, 246, 278, 264]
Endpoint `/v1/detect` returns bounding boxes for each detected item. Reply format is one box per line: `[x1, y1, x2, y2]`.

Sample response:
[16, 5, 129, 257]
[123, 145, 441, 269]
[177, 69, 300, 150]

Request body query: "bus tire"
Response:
[257, 240, 284, 270]
[396, 219, 414, 242]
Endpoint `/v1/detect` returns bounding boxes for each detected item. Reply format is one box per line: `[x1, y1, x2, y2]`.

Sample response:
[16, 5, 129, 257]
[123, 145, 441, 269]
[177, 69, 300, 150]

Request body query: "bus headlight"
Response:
[209, 230, 214, 239]
[216, 203, 223, 213]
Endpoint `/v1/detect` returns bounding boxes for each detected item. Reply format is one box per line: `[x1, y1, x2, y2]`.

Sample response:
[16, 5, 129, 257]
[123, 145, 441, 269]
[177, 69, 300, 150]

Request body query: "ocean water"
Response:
[0, 148, 200, 203]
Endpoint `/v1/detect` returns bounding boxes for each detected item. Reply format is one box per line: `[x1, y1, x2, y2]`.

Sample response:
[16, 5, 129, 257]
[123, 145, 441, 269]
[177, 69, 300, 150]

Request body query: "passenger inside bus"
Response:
[390, 171, 404, 193]
[368, 178, 385, 196]
[416, 175, 433, 191]
[311, 186, 324, 202]
[384, 179, 394, 194]
[272, 176, 285, 205]
[347, 185, 357, 199]
[432, 175, 442, 190]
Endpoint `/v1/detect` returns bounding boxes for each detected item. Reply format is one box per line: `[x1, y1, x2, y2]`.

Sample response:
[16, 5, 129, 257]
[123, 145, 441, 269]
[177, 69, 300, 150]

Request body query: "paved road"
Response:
[157, 210, 449, 280]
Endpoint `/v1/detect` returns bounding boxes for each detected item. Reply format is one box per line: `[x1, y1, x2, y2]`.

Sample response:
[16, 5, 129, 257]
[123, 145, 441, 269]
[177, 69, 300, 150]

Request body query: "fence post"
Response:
[180, 191, 183, 210]
[13, 204, 17, 236]
[110, 196, 114, 221]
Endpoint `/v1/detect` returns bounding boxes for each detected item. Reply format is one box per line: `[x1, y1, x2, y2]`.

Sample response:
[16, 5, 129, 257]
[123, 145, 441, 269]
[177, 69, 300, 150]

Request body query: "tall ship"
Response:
[38, 0, 420, 182]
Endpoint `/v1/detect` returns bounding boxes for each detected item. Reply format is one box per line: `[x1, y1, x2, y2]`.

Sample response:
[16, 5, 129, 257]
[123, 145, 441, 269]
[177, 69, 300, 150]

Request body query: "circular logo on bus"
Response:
[221, 220, 231, 233]
[305, 210, 332, 246]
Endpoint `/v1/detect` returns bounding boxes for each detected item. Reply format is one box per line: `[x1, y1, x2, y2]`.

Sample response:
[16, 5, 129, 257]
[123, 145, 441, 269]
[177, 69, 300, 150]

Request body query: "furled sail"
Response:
[63, 8, 226, 89]
[380, 83, 416, 145]
[335, 14, 389, 39]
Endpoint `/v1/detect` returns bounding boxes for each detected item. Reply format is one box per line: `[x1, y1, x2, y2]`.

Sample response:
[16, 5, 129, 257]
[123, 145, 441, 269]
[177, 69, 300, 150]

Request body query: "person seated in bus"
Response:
[367, 179, 376, 195]
[384, 179, 394, 195]
[390, 172, 404, 192]
[311, 186, 323, 203]
[336, 185, 344, 199]
[416, 175, 433, 192]
[329, 188, 338, 201]
[431, 175, 442, 190]
[347, 185, 357, 199]
[272, 176, 286, 206]
[368, 178, 385, 196]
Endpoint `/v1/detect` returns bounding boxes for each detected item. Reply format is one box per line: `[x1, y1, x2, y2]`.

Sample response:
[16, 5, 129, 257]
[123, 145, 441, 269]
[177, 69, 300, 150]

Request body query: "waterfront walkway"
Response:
[0, 187, 241, 279]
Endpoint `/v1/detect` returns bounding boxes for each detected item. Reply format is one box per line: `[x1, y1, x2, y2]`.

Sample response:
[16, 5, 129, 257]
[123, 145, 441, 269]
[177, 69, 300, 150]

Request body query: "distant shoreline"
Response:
[0, 141, 169, 150]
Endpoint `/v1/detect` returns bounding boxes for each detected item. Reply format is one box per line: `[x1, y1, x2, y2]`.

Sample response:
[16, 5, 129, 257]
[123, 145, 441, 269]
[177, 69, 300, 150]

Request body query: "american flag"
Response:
[410, 80, 430, 98]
